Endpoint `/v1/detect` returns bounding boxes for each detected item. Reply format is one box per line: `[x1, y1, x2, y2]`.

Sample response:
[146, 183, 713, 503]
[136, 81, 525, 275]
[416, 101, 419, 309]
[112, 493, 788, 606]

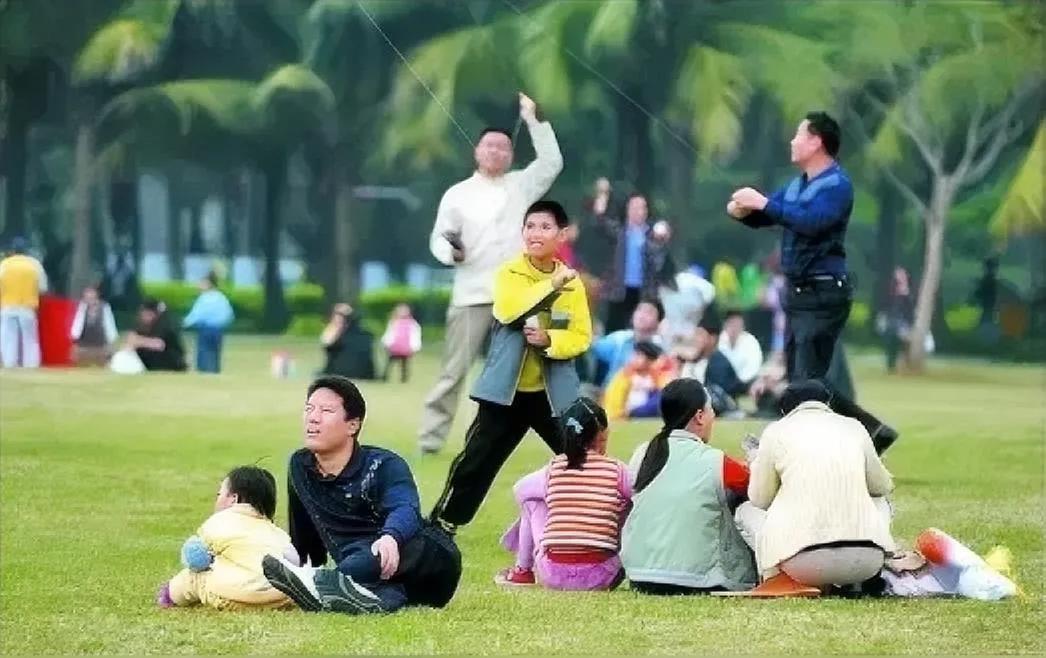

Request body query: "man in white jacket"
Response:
[419, 92, 563, 454]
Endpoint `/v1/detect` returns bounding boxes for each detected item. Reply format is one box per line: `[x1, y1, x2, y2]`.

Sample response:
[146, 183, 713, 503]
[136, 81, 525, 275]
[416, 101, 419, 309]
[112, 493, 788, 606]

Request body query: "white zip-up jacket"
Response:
[429, 119, 563, 307]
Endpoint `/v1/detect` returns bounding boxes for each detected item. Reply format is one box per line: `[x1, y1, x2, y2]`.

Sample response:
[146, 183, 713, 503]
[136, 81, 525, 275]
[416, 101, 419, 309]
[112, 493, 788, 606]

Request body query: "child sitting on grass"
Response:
[157, 466, 300, 610]
[497, 398, 631, 590]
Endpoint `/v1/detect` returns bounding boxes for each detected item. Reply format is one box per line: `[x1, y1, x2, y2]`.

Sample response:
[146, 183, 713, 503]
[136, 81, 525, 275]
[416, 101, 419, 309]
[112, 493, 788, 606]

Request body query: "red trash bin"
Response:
[38, 295, 77, 367]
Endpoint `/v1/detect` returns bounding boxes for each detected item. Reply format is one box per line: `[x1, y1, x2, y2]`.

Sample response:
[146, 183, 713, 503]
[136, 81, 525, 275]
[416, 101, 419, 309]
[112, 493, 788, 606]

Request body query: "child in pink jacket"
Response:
[381, 303, 422, 383]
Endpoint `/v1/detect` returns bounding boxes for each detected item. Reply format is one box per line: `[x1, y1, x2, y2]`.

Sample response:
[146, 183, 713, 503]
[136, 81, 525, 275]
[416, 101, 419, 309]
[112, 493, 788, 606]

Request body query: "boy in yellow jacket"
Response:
[158, 466, 299, 610]
[431, 200, 592, 531]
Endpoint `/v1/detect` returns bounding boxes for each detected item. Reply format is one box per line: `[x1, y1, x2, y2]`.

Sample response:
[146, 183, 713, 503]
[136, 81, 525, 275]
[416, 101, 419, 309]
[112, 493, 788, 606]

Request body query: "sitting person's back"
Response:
[543, 452, 629, 555]
[131, 299, 186, 372]
[321, 304, 376, 380]
[159, 466, 296, 610]
[745, 380, 894, 587]
[621, 379, 756, 594]
[496, 398, 630, 591]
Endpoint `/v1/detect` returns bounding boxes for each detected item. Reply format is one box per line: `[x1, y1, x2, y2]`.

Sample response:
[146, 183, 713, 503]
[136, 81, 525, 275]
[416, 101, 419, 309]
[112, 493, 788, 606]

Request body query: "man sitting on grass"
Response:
[263, 376, 460, 614]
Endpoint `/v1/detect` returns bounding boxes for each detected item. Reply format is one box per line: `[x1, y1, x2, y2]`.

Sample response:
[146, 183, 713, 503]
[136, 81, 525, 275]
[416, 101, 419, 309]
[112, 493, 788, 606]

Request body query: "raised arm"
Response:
[515, 94, 563, 203]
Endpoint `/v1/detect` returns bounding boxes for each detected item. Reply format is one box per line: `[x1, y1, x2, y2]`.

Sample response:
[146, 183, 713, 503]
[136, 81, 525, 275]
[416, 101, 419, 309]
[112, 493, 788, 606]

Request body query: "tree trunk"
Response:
[261, 159, 288, 332]
[187, 203, 205, 254]
[333, 179, 357, 303]
[2, 92, 29, 242]
[908, 181, 955, 370]
[68, 122, 96, 296]
[872, 179, 903, 315]
[166, 174, 184, 280]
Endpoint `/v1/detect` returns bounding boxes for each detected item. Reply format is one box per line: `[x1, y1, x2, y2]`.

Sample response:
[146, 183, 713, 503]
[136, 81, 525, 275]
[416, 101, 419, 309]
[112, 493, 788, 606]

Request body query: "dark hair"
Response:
[204, 271, 219, 287]
[479, 127, 512, 143]
[307, 375, 366, 431]
[805, 111, 841, 157]
[723, 309, 744, 322]
[634, 341, 662, 360]
[226, 465, 278, 520]
[698, 307, 722, 334]
[559, 397, 608, 470]
[525, 199, 569, 228]
[637, 298, 665, 321]
[141, 297, 162, 313]
[779, 379, 832, 415]
[634, 379, 709, 492]
[627, 192, 647, 203]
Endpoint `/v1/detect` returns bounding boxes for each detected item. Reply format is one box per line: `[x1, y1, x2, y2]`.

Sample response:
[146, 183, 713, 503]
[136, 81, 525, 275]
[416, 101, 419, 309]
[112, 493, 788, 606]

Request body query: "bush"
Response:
[285, 314, 327, 337]
[357, 286, 451, 326]
[141, 281, 326, 332]
[946, 304, 981, 334]
[849, 301, 871, 329]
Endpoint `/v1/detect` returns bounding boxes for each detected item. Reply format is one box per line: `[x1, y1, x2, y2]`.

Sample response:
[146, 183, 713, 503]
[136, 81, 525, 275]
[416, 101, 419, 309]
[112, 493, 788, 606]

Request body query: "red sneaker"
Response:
[494, 566, 536, 587]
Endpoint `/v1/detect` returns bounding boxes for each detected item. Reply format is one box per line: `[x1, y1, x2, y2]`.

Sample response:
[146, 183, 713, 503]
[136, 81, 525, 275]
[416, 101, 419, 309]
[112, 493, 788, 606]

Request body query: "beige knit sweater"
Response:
[748, 401, 895, 574]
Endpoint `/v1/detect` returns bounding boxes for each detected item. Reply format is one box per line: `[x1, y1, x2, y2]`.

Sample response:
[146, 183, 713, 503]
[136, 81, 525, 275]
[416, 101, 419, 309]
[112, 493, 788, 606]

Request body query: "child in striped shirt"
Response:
[497, 398, 631, 590]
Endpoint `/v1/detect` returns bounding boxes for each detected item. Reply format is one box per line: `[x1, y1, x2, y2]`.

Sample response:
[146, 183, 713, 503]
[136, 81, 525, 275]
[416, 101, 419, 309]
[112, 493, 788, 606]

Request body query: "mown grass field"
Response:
[1, 336, 1043, 654]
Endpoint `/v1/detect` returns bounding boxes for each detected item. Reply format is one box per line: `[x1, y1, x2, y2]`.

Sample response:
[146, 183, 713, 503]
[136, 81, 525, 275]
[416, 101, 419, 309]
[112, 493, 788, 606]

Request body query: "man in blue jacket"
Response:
[727, 111, 897, 453]
[263, 376, 460, 614]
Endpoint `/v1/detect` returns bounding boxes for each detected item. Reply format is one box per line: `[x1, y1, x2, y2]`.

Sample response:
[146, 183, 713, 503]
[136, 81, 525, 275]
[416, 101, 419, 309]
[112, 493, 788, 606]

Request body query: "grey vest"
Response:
[470, 321, 580, 414]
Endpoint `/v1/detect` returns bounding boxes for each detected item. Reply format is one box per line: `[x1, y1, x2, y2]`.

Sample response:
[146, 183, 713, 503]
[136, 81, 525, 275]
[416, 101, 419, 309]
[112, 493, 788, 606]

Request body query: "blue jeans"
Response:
[195, 327, 224, 374]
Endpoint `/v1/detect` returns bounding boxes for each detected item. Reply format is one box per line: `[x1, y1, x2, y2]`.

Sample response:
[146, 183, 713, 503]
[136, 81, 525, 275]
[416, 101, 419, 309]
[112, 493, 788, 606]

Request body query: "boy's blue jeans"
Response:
[196, 327, 224, 374]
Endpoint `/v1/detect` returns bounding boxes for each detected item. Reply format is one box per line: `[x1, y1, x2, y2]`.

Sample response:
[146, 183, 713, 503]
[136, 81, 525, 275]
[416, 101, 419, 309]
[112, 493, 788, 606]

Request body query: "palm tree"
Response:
[0, 0, 128, 243]
[96, 65, 336, 330]
[379, 1, 835, 182]
[833, 2, 1043, 369]
[67, 0, 179, 296]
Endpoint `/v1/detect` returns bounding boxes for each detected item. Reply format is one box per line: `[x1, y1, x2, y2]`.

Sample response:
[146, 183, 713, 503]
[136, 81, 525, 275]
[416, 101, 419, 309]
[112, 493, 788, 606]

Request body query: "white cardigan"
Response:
[429, 119, 563, 307]
[748, 401, 895, 574]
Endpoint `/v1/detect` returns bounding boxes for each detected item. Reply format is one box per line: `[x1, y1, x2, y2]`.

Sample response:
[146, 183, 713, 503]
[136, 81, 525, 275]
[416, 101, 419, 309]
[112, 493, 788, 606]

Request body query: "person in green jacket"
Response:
[621, 378, 757, 594]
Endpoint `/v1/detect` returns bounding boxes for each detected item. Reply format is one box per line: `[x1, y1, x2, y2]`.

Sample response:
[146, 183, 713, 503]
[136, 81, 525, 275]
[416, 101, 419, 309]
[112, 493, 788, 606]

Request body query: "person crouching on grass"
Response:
[430, 200, 593, 533]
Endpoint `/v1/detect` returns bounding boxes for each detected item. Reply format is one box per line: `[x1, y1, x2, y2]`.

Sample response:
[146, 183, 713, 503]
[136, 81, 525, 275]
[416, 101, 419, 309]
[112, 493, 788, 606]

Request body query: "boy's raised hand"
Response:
[552, 267, 577, 290]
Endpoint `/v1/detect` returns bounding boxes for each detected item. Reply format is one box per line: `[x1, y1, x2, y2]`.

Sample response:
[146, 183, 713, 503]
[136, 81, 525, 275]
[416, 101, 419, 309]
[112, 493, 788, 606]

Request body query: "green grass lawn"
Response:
[1, 337, 1043, 654]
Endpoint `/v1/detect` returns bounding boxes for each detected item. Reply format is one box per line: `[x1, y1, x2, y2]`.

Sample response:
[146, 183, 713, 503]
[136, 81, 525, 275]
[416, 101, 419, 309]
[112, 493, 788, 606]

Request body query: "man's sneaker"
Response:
[262, 555, 323, 612]
[313, 568, 388, 615]
[494, 566, 536, 587]
[871, 423, 900, 454]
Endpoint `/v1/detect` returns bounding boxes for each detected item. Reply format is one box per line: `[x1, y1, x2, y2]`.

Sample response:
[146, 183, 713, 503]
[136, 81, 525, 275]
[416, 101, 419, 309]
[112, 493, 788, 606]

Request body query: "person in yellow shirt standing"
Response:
[0, 237, 48, 368]
[430, 200, 592, 532]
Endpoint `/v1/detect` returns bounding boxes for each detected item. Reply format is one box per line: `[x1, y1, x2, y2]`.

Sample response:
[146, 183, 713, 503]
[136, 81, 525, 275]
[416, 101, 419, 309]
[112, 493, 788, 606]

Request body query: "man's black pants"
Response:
[785, 277, 889, 448]
[431, 392, 564, 527]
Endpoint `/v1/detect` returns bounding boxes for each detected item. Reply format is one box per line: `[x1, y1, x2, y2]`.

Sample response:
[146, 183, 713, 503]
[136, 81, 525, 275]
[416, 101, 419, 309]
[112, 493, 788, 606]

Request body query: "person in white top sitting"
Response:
[419, 92, 563, 455]
[70, 284, 118, 366]
[718, 310, 763, 387]
[734, 380, 894, 597]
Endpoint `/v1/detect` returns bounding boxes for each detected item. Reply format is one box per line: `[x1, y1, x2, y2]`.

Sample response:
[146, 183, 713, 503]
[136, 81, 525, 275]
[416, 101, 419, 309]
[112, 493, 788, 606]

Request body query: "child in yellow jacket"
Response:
[431, 200, 592, 530]
[603, 341, 677, 420]
[158, 466, 299, 610]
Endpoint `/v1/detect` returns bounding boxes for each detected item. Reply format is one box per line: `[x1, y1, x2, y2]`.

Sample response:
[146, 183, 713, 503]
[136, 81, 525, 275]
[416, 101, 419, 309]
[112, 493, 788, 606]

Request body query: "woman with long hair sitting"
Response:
[621, 378, 757, 594]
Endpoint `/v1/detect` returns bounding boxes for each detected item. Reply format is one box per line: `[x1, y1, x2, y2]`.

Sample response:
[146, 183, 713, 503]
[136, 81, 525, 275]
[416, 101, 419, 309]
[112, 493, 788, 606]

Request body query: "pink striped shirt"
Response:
[541, 453, 632, 552]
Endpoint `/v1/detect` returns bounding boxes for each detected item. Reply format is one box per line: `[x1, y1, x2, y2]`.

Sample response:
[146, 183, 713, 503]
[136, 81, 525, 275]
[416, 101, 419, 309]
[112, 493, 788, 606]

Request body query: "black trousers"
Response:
[383, 355, 410, 382]
[605, 286, 641, 333]
[785, 277, 889, 448]
[431, 392, 564, 527]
